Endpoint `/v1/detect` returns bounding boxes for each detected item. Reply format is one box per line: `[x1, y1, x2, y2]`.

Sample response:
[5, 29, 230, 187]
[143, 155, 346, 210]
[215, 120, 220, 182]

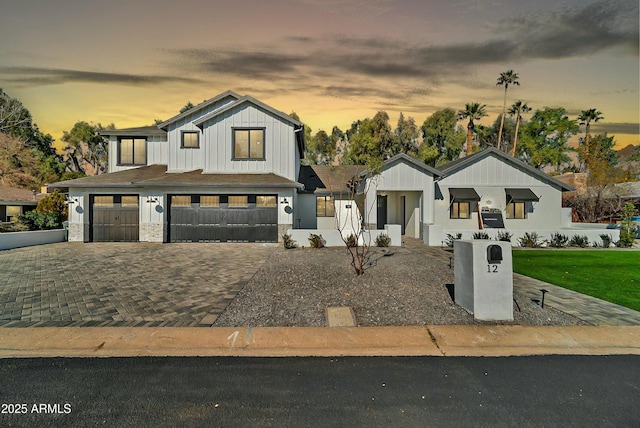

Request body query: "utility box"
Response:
[454, 240, 513, 321]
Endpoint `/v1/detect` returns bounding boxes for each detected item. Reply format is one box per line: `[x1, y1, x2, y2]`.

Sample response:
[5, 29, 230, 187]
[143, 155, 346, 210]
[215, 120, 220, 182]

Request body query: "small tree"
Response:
[18, 191, 68, 230]
[617, 202, 638, 247]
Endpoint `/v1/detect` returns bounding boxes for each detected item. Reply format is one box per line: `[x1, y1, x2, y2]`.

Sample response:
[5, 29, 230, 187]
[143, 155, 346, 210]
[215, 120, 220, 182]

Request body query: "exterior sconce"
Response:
[281, 198, 289, 205]
[64, 196, 78, 205]
[146, 196, 159, 204]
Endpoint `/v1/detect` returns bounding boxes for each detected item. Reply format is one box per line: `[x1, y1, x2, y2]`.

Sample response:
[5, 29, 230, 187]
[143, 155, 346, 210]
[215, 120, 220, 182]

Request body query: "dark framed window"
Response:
[118, 138, 146, 165]
[506, 201, 526, 219]
[233, 128, 265, 160]
[316, 196, 335, 217]
[181, 131, 199, 148]
[450, 201, 470, 219]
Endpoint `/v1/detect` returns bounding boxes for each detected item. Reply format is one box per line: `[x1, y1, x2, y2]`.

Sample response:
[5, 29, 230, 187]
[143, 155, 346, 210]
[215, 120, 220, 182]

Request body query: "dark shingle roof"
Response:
[48, 165, 302, 189]
[98, 126, 167, 138]
[0, 186, 43, 204]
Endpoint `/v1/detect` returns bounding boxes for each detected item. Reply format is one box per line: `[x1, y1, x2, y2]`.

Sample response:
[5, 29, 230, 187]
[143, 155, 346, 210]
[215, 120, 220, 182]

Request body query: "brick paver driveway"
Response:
[0, 242, 276, 327]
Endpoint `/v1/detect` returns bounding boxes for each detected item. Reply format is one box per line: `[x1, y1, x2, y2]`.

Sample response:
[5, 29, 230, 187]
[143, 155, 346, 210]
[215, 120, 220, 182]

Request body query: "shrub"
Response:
[518, 232, 542, 248]
[345, 233, 358, 248]
[445, 233, 462, 247]
[375, 233, 391, 247]
[36, 191, 68, 217]
[599, 234, 613, 248]
[569, 234, 589, 248]
[472, 231, 490, 240]
[617, 202, 638, 248]
[548, 232, 569, 248]
[17, 211, 65, 231]
[495, 230, 513, 242]
[308, 233, 325, 248]
[282, 233, 296, 249]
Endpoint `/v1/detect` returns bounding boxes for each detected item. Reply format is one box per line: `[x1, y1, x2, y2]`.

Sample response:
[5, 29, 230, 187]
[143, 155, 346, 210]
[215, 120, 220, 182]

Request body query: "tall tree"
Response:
[393, 113, 419, 156]
[496, 70, 520, 151]
[0, 134, 41, 188]
[179, 101, 195, 113]
[457, 103, 487, 156]
[420, 108, 465, 165]
[518, 107, 579, 171]
[577, 108, 604, 170]
[508, 100, 531, 157]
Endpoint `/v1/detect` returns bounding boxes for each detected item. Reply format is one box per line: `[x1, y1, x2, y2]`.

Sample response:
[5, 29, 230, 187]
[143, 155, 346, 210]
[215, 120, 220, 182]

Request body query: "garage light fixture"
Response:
[146, 196, 159, 204]
[281, 198, 289, 205]
[64, 196, 78, 205]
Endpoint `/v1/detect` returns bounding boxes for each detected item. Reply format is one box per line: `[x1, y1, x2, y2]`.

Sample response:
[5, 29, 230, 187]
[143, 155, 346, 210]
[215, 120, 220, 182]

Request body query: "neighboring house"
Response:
[49, 90, 587, 246]
[0, 187, 42, 222]
[50, 91, 305, 243]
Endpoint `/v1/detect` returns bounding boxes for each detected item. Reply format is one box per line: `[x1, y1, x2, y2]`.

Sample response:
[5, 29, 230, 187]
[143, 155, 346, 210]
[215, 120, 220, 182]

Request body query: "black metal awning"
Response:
[449, 188, 480, 201]
[505, 188, 539, 203]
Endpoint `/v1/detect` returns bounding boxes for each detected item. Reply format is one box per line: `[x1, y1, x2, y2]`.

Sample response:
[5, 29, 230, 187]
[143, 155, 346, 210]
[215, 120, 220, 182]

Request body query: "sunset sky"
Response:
[1, 0, 638, 150]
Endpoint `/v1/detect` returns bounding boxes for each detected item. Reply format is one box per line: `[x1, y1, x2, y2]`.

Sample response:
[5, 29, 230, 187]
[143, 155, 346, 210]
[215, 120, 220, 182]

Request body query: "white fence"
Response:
[440, 225, 621, 247]
[0, 229, 67, 251]
[287, 224, 402, 247]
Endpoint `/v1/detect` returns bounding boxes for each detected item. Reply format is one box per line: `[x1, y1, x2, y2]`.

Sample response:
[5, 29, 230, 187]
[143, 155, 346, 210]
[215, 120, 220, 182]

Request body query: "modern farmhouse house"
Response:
[51, 90, 598, 246]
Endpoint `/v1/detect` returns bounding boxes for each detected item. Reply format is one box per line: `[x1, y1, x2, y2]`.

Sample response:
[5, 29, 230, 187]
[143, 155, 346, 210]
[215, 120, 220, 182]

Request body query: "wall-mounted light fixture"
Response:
[64, 196, 78, 205]
[146, 196, 159, 204]
[281, 197, 289, 205]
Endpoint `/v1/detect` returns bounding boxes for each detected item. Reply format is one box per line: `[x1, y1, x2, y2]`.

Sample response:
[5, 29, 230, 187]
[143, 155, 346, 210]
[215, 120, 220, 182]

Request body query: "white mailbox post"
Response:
[453, 240, 513, 321]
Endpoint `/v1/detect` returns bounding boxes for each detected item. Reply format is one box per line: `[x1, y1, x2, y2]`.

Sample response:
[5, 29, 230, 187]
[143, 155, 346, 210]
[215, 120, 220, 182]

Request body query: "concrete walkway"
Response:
[402, 238, 640, 326]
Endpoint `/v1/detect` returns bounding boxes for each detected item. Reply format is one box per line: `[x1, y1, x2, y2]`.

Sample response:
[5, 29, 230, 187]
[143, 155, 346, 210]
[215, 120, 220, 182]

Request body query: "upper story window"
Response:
[118, 138, 146, 166]
[181, 131, 199, 148]
[233, 128, 265, 160]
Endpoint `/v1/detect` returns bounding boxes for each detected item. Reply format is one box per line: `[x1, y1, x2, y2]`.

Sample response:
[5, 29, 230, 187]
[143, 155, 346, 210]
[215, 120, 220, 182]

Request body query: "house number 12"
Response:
[487, 264, 498, 273]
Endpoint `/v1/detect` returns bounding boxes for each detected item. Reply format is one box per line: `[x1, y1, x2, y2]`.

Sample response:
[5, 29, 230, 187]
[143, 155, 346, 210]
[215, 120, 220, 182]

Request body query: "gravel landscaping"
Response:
[214, 246, 588, 327]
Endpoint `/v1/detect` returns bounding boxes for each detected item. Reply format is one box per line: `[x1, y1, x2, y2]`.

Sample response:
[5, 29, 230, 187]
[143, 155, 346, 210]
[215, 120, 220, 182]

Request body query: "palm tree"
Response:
[577, 108, 604, 172]
[508, 100, 531, 157]
[496, 70, 520, 151]
[458, 103, 487, 156]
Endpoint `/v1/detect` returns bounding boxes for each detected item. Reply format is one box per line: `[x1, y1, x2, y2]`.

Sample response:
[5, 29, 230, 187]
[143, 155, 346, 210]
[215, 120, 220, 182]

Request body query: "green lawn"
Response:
[512, 250, 640, 312]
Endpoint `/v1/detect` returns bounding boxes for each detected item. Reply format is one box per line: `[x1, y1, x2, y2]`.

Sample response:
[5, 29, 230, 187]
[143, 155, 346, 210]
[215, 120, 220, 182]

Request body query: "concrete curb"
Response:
[0, 326, 639, 358]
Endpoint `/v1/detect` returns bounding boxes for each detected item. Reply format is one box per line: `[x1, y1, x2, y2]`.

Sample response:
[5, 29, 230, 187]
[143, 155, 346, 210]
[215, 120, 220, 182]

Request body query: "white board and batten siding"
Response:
[436, 155, 564, 231]
[198, 104, 298, 181]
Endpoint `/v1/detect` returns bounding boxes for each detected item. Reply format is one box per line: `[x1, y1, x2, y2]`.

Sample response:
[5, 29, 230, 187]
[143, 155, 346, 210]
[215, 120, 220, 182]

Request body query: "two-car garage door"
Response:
[168, 195, 278, 243]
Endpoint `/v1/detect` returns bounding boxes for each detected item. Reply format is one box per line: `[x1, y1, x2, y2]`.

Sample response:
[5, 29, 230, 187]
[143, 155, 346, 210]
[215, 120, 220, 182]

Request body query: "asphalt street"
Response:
[1, 356, 638, 427]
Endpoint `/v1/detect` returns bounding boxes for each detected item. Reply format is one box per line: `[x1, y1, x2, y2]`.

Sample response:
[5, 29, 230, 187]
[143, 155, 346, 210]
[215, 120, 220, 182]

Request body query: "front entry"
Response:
[376, 195, 387, 229]
[90, 195, 139, 242]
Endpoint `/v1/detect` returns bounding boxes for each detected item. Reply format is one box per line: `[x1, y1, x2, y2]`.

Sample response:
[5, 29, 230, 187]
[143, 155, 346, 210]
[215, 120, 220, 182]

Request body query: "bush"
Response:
[472, 231, 490, 240]
[445, 233, 462, 247]
[518, 232, 542, 248]
[17, 211, 65, 231]
[569, 235, 590, 248]
[375, 233, 391, 247]
[617, 202, 638, 248]
[599, 234, 613, 248]
[495, 230, 513, 242]
[282, 233, 296, 249]
[308, 233, 325, 248]
[548, 233, 569, 248]
[345, 233, 358, 248]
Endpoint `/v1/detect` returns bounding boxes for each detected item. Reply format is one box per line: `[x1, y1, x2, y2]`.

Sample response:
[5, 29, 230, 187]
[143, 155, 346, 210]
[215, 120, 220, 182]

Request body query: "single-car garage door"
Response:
[169, 195, 278, 243]
[91, 195, 139, 242]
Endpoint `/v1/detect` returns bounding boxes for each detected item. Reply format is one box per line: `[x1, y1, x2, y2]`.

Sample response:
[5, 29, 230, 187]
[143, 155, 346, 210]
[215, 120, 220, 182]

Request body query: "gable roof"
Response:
[48, 165, 302, 189]
[382, 153, 441, 177]
[157, 90, 242, 130]
[298, 165, 367, 194]
[192, 95, 302, 128]
[438, 147, 575, 192]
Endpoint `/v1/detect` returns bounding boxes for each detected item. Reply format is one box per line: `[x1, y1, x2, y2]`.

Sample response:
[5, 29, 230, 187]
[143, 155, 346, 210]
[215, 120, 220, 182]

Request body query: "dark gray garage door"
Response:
[91, 195, 139, 242]
[169, 195, 278, 243]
